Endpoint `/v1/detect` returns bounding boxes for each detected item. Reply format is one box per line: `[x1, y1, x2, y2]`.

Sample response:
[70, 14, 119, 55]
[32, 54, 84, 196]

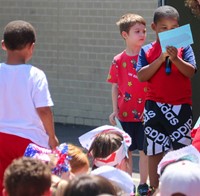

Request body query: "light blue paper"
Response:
[115, 117, 124, 130]
[158, 24, 193, 52]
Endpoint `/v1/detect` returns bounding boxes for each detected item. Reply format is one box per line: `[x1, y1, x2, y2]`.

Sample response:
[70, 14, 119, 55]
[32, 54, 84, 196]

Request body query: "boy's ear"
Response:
[29, 42, 35, 51]
[1, 40, 7, 51]
[121, 31, 128, 39]
[28, 43, 35, 56]
[151, 22, 156, 31]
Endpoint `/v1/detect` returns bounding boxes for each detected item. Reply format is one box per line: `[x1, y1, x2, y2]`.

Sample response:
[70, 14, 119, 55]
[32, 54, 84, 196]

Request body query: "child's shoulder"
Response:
[29, 64, 44, 73]
[141, 41, 157, 52]
[113, 50, 126, 61]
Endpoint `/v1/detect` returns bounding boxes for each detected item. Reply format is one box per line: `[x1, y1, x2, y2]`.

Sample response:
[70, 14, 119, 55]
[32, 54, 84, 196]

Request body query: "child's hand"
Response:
[49, 136, 59, 149]
[109, 112, 118, 125]
[158, 51, 168, 63]
[166, 46, 178, 61]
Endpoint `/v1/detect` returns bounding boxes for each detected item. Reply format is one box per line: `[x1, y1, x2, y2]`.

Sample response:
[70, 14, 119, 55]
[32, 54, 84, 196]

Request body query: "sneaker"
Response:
[137, 183, 149, 196]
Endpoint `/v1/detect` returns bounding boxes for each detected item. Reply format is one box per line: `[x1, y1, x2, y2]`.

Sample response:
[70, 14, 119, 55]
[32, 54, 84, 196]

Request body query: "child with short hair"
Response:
[79, 125, 135, 195]
[3, 157, 52, 196]
[79, 125, 131, 173]
[107, 13, 148, 195]
[63, 174, 119, 196]
[137, 5, 197, 193]
[24, 142, 89, 178]
[155, 145, 200, 196]
[0, 20, 59, 194]
[68, 143, 90, 175]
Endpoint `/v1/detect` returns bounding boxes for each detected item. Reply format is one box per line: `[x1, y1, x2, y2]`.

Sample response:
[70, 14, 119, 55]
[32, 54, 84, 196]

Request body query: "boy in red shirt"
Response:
[137, 5, 196, 194]
[107, 13, 148, 195]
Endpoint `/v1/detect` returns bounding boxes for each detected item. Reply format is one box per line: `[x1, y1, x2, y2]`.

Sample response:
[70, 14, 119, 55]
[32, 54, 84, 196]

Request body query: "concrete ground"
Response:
[55, 123, 141, 187]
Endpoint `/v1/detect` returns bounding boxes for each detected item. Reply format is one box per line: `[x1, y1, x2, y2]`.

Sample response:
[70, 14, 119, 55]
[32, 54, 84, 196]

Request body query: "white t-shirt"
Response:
[0, 63, 53, 148]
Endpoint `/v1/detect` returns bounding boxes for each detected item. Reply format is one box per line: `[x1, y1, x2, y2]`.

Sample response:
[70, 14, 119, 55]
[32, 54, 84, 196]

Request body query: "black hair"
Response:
[153, 5, 180, 24]
[3, 20, 36, 50]
[63, 174, 118, 196]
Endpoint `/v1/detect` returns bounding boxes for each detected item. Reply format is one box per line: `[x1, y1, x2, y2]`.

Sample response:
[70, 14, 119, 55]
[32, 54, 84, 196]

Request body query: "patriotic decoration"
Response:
[94, 140, 128, 167]
[24, 143, 71, 177]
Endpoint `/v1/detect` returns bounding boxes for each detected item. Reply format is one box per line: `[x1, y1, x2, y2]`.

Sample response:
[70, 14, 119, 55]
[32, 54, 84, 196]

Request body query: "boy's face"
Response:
[122, 23, 146, 48]
[152, 17, 179, 40]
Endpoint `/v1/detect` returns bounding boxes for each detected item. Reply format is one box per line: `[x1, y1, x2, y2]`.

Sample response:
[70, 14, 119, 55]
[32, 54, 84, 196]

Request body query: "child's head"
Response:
[63, 174, 118, 196]
[68, 143, 90, 175]
[3, 20, 36, 51]
[158, 160, 200, 196]
[79, 125, 131, 173]
[89, 131, 123, 158]
[116, 13, 146, 48]
[2, 20, 36, 64]
[151, 6, 179, 39]
[89, 131, 129, 172]
[153, 5, 179, 24]
[3, 157, 51, 196]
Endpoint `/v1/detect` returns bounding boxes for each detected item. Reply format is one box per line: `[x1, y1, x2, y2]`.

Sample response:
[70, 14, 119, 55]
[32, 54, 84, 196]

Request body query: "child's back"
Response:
[0, 20, 58, 195]
[0, 63, 51, 147]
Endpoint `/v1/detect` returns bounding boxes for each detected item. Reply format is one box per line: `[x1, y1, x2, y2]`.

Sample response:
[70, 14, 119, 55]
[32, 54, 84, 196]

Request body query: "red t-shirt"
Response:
[137, 41, 196, 105]
[107, 51, 147, 122]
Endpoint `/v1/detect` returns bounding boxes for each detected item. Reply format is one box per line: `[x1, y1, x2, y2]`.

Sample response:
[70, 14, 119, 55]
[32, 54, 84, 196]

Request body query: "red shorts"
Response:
[0, 132, 33, 196]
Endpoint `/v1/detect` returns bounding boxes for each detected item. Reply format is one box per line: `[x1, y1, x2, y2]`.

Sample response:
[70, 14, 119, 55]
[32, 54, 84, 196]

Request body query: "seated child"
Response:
[156, 160, 200, 196]
[91, 165, 134, 195]
[3, 157, 52, 196]
[24, 142, 89, 196]
[68, 143, 89, 175]
[79, 125, 132, 173]
[155, 145, 200, 196]
[24, 142, 89, 176]
[63, 174, 119, 196]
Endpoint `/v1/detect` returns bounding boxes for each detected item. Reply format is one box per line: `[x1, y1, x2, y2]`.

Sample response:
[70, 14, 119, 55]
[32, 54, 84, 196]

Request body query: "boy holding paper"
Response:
[137, 5, 197, 194]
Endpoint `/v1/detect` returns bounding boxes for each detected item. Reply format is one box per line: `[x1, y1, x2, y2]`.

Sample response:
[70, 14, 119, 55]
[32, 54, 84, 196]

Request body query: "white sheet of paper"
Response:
[158, 24, 193, 52]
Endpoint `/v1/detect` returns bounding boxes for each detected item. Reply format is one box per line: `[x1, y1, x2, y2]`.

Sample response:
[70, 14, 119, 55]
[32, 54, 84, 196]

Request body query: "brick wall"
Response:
[0, 0, 158, 126]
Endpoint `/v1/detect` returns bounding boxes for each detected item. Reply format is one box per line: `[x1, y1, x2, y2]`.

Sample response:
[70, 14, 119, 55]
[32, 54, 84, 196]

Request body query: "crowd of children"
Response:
[0, 3, 199, 196]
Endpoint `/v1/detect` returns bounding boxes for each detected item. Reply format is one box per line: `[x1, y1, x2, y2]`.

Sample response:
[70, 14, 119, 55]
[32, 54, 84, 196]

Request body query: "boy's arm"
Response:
[36, 106, 59, 149]
[109, 83, 118, 125]
[166, 46, 196, 78]
[137, 52, 167, 82]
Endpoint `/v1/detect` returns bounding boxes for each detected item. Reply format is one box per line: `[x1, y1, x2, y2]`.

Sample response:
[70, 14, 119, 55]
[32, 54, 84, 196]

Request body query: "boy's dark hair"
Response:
[3, 20, 36, 50]
[3, 157, 51, 196]
[63, 174, 118, 196]
[116, 13, 146, 34]
[153, 5, 179, 24]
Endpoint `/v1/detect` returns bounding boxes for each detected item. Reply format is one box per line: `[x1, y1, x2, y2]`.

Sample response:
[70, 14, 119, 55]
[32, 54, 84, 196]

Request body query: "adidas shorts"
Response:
[143, 100, 192, 155]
